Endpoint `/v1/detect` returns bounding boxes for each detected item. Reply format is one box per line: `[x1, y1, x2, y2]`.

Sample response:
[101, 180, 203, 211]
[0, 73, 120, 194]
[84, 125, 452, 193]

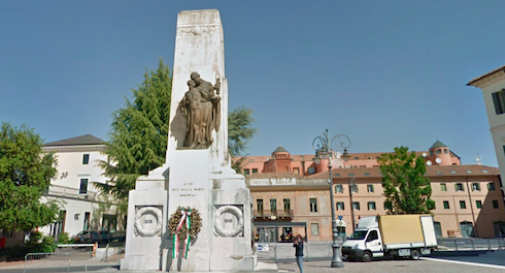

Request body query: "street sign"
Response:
[338, 215, 343, 220]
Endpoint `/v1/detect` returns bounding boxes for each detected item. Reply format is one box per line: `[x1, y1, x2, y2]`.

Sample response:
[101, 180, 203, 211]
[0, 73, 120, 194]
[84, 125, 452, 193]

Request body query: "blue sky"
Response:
[1, 1, 504, 167]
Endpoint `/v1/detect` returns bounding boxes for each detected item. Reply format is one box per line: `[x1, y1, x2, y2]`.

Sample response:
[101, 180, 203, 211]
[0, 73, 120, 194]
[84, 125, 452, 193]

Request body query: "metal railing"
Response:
[24, 252, 72, 273]
[24, 245, 121, 273]
[255, 237, 505, 262]
[44, 184, 98, 201]
[437, 237, 505, 251]
[253, 210, 294, 218]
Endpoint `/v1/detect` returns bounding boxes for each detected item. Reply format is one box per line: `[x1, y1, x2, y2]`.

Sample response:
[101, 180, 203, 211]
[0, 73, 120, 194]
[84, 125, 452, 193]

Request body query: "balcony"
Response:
[253, 209, 294, 220]
[44, 184, 98, 201]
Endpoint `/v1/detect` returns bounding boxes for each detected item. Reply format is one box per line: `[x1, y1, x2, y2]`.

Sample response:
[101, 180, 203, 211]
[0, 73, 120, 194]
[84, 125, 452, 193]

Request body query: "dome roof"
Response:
[272, 146, 289, 154]
[430, 140, 448, 149]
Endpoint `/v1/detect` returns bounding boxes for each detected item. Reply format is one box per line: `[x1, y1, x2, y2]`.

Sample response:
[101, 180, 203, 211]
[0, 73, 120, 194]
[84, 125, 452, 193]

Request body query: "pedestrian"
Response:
[293, 234, 304, 273]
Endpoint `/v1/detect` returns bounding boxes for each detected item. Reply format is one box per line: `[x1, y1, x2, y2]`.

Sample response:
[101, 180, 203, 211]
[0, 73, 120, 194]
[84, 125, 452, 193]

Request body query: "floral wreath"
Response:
[168, 206, 202, 259]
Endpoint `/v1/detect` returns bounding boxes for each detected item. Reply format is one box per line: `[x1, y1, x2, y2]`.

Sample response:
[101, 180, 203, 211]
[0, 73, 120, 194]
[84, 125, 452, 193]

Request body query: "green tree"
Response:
[97, 59, 171, 199]
[378, 146, 434, 215]
[228, 106, 257, 173]
[97, 60, 256, 200]
[0, 122, 60, 231]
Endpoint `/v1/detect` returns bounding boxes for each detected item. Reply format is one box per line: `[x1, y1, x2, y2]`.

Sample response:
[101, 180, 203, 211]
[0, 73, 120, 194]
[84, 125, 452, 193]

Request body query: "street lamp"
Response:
[312, 128, 351, 268]
[348, 176, 357, 233]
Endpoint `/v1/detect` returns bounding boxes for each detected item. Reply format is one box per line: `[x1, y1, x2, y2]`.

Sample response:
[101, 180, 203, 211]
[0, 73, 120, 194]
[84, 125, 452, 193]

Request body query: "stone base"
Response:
[120, 255, 163, 271]
[209, 254, 257, 272]
[120, 176, 169, 272]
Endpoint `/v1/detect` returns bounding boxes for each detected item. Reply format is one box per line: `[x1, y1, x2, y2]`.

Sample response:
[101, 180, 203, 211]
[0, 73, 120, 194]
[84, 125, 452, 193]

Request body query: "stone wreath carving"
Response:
[134, 206, 163, 237]
[214, 205, 244, 237]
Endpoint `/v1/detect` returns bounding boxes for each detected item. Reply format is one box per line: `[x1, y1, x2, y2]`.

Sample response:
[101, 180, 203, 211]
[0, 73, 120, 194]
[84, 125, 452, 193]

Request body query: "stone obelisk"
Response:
[121, 9, 256, 272]
[166, 9, 255, 272]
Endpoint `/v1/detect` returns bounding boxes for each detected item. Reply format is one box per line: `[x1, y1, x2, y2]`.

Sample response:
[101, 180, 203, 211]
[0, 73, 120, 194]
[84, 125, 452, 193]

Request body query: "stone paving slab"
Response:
[276, 258, 505, 273]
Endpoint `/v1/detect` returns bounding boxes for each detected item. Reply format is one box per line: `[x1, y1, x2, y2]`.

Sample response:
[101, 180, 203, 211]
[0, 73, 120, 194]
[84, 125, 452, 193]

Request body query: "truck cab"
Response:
[342, 216, 383, 262]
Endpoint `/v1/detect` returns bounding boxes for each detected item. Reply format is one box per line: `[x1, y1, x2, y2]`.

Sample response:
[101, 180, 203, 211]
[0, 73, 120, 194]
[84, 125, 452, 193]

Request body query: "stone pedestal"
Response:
[120, 179, 169, 271]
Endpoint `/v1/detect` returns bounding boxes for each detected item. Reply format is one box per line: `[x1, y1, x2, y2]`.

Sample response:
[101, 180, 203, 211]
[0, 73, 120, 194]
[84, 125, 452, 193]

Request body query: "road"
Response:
[1, 250, 505, 272]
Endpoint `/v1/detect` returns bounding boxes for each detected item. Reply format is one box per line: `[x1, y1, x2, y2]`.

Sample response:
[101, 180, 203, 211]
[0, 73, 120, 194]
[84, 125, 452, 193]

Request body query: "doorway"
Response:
[434, 221, 442, 238]
[459, 221, 474, 238]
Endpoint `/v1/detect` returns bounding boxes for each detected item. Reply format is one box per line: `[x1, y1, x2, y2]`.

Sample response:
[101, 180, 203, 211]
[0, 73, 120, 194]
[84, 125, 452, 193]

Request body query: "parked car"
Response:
[110, 231, 126, 242]
[73, 231, 101, 244]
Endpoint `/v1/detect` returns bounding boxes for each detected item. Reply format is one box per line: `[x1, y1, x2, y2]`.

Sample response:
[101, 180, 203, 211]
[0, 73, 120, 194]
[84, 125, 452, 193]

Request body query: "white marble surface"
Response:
[122, 9, 256, 272]
[121, 184, 168, 271]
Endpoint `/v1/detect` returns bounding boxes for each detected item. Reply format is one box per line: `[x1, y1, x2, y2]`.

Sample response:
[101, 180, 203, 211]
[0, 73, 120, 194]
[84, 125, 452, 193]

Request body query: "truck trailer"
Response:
[341, 214, 437, 262]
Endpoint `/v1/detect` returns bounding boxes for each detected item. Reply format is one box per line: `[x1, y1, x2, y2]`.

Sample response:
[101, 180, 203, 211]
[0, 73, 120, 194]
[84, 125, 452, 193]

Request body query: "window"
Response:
[440, 183, 447, 191]
[79, 179, 88, 194]
[384, 202, 392, 210]
[488, 182, 496, 191]
[82, 154, 90, 165]
[336, 202, 345, 210]
[351, 184, 359, 193]
[367, 230, 379, 241]
[364, 172, 370, 176]
[430, 150, 434, 156]
[444, 149, 448, 154]
[283, 198, 291, 211]
[443, 201, 450, 209]
[308, 167, 315, 174]
[311, 223, 319, 236]
[492, 89, 505, 115]
[252, 168, 258, 174]
[83, 212, 90, 231]
[428, 202, 436, 210]
[335, 185, 344, 193]
[352, 202, 360, 210]
[460, 200, 466, 209]
[257, 199, 263, 211]
[368, 201, 376, 210]
[270, 199, 277, 212]
[293, 167, 300, 174]
[450, 170, 457, 174]
[436, 149, 441, 155]
[476, 200, 482, 209]
[493, 200, 499, 209]
[455, 183, 464, 192]
[471, 183, 481, 191]
[436, 171, 443, 175]
[367, 185, 374, 193]
[466, 170, 473, 174]
[244, 169, 250, 175]
[310, 198, 318, 212]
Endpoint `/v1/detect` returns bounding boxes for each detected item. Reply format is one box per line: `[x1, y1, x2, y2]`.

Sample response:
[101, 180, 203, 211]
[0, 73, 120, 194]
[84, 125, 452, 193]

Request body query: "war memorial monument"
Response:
[120, 9, 257, 272]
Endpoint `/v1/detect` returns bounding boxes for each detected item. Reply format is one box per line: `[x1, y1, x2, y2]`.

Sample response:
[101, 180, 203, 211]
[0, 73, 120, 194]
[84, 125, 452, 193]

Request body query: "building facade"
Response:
[468, 65, 505, 194]
[242, 141, 505, 242]
[39, 134, 120, 239]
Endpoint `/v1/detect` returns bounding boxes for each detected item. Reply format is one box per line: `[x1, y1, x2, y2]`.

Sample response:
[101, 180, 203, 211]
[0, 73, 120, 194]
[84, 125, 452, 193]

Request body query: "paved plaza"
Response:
[276, 258, 505, 273]
[2, 254, 505, 273]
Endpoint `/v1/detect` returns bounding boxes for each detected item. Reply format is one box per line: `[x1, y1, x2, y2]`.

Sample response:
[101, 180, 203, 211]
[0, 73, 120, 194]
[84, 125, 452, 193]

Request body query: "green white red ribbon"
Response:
[173, 209, 192, 259]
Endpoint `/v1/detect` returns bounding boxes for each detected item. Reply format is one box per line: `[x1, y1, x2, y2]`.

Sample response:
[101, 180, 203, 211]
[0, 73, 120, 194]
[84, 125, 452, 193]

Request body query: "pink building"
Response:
[240, 141, 505, 242]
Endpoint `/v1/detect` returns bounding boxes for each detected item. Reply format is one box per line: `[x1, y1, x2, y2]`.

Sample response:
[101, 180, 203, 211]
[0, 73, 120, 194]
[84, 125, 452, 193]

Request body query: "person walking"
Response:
[293, 234, 304, 273]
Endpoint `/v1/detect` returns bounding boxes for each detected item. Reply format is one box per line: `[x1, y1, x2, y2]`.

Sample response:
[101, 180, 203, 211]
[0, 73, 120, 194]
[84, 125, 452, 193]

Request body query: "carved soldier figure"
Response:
[180, 72, 221, 149]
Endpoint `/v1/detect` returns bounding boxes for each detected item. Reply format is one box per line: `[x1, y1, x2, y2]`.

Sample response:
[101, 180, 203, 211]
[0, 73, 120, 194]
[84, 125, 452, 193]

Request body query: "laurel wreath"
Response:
[168, 206, 202, 240]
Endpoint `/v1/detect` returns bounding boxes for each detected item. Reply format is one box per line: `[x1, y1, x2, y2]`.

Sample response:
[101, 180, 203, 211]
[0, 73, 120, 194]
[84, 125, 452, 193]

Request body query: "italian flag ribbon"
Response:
[173, 209, 192, 259]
